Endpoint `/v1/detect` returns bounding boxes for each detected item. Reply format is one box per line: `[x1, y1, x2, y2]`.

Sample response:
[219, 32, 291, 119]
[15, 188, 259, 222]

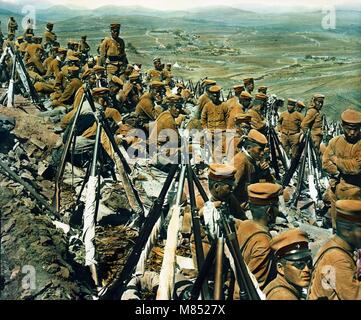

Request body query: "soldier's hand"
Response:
[260, 161, 270, 170]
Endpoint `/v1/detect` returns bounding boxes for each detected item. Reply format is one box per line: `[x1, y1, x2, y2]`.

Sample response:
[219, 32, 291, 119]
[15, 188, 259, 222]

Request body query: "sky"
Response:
[4, 0, 361, 11]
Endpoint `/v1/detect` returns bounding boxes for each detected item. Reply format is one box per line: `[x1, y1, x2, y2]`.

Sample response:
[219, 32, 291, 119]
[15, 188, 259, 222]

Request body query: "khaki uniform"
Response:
[135, 93, 161, 123]
[226, 97, 244, 129]
[149, 110, 178, 145]
[44, 29, 56, 45]
[60, 86, 86, 129]
[8, 20, 18, 34]
[146, 69, 162, 82]
[201, 101, 228, 130]
[308, 235, 361, 300]
[278, 110, 304, 157]
[247, 106, 266, 132]
[231, 151, 274, 204]
[235, 220, 275, 289]
[301, 106, 323, 148]
[322, 136, 361, 227]
[197, 93, 211, 119]
[46, 58, 62, 78]
[99, 36, 127, 78]
[263, 274, 301, 300]
[52, 78, 82, 107]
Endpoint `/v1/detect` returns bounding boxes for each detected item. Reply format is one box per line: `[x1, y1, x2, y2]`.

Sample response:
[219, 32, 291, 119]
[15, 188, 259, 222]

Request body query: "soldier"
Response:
[243, 77, 254, 94]
[322, 109, 361, 230]
[201, 85, 228, 131]
[99, 23, 128, 80]
[44, 22, 57, 50]
[258, 86, 268, 95]
[135, 81, 165, 131]
[146, 57, 164, 83]
[277, 98, 304, 158]
[196, 79, 216, 120]
[23, 18, 34, 37]
[162, 62, 173, 87]
[51, 66, 82, 108]
[308, 199, 361, 300]
[15, 36, 23, 50]
[24, 44, 45, 75]
[235, 182, 281, 289]
[247, 93, 268, 133]
[296, 100, 306, 114]
[227, 90, 252, 129]
[231, 129, 274, 206]
[301, 93, 325, 149]
[18, 34, 33, 55]
[79, 36, 90, 62]
[264, 229, 313, 300]
[46, 47, 67, 78]
[3, 33, 15, 50]
[7, 17, 18, 35]
[149, 94, 186, 170]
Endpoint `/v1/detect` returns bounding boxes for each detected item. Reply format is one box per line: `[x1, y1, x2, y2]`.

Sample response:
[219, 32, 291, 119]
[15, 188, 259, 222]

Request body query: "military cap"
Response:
[341, 109, 361, 125]
[46, 22, 54, 27]
[129, 71, 140, 80]
[208, 163, 236, 182]
[17, 36, 23, 41]
[67, 55, 80, 62]
[67, 66, 80, 73]
[202, 79, 216, 86]
[270, 229, 311, 261]
[110, 75, 124, 86]
[25, 34, 33, 38]
[81, 68, 93, 80]
[233, 84, 245, 92]
[110, 23, 121, 29]
[208, 85, 222, 93]
[240, 91, 252, 100]
[243, 77, 254, 85]
[313, 93, 325, 100]
[92, 87, 110, 96]
[93, 65, 106, 73]
[58, 47, 67, 54]
[258, 86, 268, 91]
[247, 182, 282, 206]
[149, 80, 165, 88]
[153, 57, 161, 62]
[247, 129, 268, 146]
[255, 93, 268, 101]
[166, 63, 172, 66]
[287, 98, 297, 106]
[234, 113, 252, 123]
[296, 100, 306, 108]
[81, 35, 87, 39]
[336, 200, 361, 223]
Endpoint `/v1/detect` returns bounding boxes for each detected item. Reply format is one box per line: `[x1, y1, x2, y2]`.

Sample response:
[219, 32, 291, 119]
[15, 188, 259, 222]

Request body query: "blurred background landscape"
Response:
[1, 0, 360, 118]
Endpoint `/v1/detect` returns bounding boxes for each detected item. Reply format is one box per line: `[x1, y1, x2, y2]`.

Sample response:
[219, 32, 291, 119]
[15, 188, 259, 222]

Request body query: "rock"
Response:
[57, 267, 70, 279]
[29, 138, 47, 151]
[10, 266, 21, 280]
[46, 263, 60, 274]
[0, 115, 15, 133]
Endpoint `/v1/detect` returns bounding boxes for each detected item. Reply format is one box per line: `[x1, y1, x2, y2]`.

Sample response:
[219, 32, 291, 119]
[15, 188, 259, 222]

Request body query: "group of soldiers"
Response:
[1, 17, 360, 300]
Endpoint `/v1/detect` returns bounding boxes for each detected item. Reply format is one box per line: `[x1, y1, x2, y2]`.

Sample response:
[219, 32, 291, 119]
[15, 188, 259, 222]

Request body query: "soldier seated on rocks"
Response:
[264, 229, 313, 300]
[247, 93, 268, 133]
[231, 129, 274, 207]
[227, 90, 252, 129]
[146, 57, 164, 83]
[235, 182, 282, 291]
[308, 199, 361, 300]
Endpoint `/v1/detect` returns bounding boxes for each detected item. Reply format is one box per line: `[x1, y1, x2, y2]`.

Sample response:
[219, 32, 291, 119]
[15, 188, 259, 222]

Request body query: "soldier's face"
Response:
[111, 29, 119, 39]
[287, 104, 295, 112]
[343, 124, 360, 143]
[212, 182, 233, 201]
[248, 144, 264, 160]
[315, 98, 324, 109]
[279, 257, 312, 288]
[169, 105, 180, 118]
[210, 92, 221, 104]
[247, 83, 254, 92]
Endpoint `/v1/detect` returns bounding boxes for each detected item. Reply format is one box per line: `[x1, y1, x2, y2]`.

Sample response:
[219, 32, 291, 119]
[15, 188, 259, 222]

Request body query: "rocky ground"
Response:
[0, 94, 333, 300]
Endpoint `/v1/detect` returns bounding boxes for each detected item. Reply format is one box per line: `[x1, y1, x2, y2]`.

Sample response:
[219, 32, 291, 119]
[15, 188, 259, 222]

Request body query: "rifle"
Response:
[8, 45, 45, 111]
[0, 158, 60, 219]
[6, 52, 16, 107]
[84, 86, 144, 217]
[99, 164, 179, 299]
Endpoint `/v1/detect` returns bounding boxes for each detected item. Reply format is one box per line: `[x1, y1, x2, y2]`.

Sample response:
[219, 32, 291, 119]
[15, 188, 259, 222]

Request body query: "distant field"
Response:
[4, 8, 359, 119]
